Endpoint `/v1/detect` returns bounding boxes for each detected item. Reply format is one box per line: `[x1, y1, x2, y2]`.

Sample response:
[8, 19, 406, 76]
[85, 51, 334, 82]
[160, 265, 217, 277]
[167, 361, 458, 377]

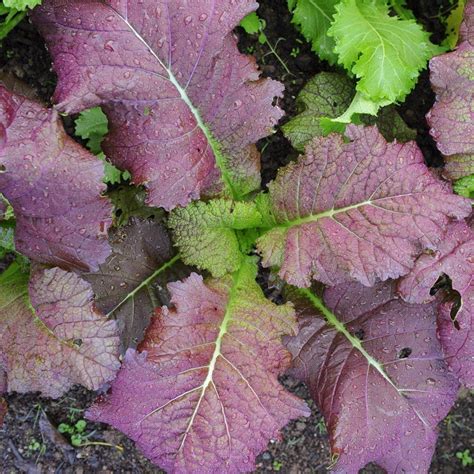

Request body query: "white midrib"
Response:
[176, 269, 240, 453]
[278, 199, 373, 229]
[299, 288, 398, 391]
[300, 288, 431, 427]
[110, 7, 237, 198]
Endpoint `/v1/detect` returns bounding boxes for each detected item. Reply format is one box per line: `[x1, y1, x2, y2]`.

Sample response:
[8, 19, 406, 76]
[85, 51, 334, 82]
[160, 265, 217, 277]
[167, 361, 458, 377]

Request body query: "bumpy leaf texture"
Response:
[399, 220, 473, 304]
[0, 263, 120, 398]
[427, 0, 474, 181]
[169, 199, 262, 277]
[286, 282, 459, 473]
[84, 218, 190, 352]
[399, 219, 474, 387]
[257, 126, 471, 288]
[282, 72, 416, 152]
[0, 84, 112, 272]
[88, 260, 309, 473]
[32, 0, 284, 210]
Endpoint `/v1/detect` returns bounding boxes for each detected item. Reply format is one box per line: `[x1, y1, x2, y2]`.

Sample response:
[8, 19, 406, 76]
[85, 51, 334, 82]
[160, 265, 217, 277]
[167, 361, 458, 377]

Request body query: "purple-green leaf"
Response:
[0, 84, 112, 272]
[285, 281, 459, 473]
[87, 259, 309, 473]
[32, 0, 284, 210]
[257, 126, 471, 288]
[0, 263, 120, 398]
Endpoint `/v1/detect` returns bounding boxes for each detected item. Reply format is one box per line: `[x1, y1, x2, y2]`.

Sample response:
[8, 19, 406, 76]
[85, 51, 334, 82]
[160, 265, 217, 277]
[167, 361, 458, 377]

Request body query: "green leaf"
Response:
[453, 174, 474, 198]
[240, 11, 261, 34]
[283, 73, 416, 147]
[282, 72, 354, 149]
[288, 0, 339, 64]
[442, 0, 465, 49]
[108, 185, 164, 227]
[169, 199, 262, 277]
[2, 0, 42, 11]
[328, 0, 444, 103]
[75, 107, 129, 185]
[74, 107, 108, 155]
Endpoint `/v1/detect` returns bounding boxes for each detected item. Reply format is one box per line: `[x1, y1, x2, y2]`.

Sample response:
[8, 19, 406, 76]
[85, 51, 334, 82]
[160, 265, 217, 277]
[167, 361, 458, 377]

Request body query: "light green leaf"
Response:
[74, 107, 108, 155]
[288, 0, 339, 64]
[75, 107, 129, 185]
[328, 0, 444, 103]
[169, 199, 262, 277]
[240, 12, 261, 35]
[442, 0, 466, 49]
[2, 0, 42, 11]
[453, 174, 474, 198]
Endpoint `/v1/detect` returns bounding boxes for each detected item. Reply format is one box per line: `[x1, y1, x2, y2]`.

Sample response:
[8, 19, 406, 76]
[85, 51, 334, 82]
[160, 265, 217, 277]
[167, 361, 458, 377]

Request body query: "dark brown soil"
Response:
[1, 1, 473, 473]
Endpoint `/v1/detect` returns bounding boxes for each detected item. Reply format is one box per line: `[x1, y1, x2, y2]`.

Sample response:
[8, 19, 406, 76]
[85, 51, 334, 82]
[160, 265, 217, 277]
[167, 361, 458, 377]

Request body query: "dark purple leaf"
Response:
[285, 281, 459, 473]
[32, 0, 284, 210]
[84, 218, 190, 352]
[0, 84, 112, 272]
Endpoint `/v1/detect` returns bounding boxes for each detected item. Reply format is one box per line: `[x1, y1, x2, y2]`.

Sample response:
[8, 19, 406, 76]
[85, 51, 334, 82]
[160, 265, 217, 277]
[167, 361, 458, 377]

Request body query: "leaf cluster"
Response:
[0, 1, 472, 473]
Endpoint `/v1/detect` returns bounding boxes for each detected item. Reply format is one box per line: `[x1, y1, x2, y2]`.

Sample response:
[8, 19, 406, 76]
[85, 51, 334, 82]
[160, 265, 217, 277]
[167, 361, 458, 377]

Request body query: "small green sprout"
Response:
[456, 449, 473, 467]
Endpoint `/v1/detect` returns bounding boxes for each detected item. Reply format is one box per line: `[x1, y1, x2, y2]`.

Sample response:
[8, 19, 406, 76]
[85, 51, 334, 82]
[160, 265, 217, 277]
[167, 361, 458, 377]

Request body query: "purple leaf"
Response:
[438, 285, 474, 388]
[0, 263, 120, 398]
[427, 0, 474, 180]
[32, 0, 284, 210]
[285, 282, 459, 473]
[87, 260, 309, 472]
[0, 84, 112, 272]
[398, 219, 474, 387]
[257, 125, 471, 288]
[398, 220, 474, 303]
[84, 218, 190, 352]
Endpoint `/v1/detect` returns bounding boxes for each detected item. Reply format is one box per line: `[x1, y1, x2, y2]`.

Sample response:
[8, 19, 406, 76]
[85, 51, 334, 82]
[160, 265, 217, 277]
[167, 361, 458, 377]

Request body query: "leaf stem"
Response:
[106, 253, 181, 317]
[298, 287, 398, 390]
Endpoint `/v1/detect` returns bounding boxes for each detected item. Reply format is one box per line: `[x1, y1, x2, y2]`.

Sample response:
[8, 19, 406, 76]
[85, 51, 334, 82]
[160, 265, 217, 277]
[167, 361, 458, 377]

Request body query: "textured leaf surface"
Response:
[427, 0, 474, 181]
[33, 0, 284, 210]
[399, 220, 474, 304]
[288, 0, 339, 64]
[454, 173, 474, 197]
[84, 218, 189, 352]
[0, 84, 112, 272]
[88, 260, 309, 473]
[169, 199, 262, 277]
[286, 282, 459, 473]
[438, 285, 474, 388]
[282, 72, 416, 151]
[257, 126, 471, 288]
[399, 217, 474, 388]
[329, 0, 441, 103]
[0, 263, 120, 398]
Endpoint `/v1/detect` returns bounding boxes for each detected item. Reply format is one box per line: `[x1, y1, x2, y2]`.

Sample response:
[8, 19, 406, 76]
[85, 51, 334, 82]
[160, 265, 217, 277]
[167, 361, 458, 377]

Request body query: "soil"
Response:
[1, 1, 473, 473]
